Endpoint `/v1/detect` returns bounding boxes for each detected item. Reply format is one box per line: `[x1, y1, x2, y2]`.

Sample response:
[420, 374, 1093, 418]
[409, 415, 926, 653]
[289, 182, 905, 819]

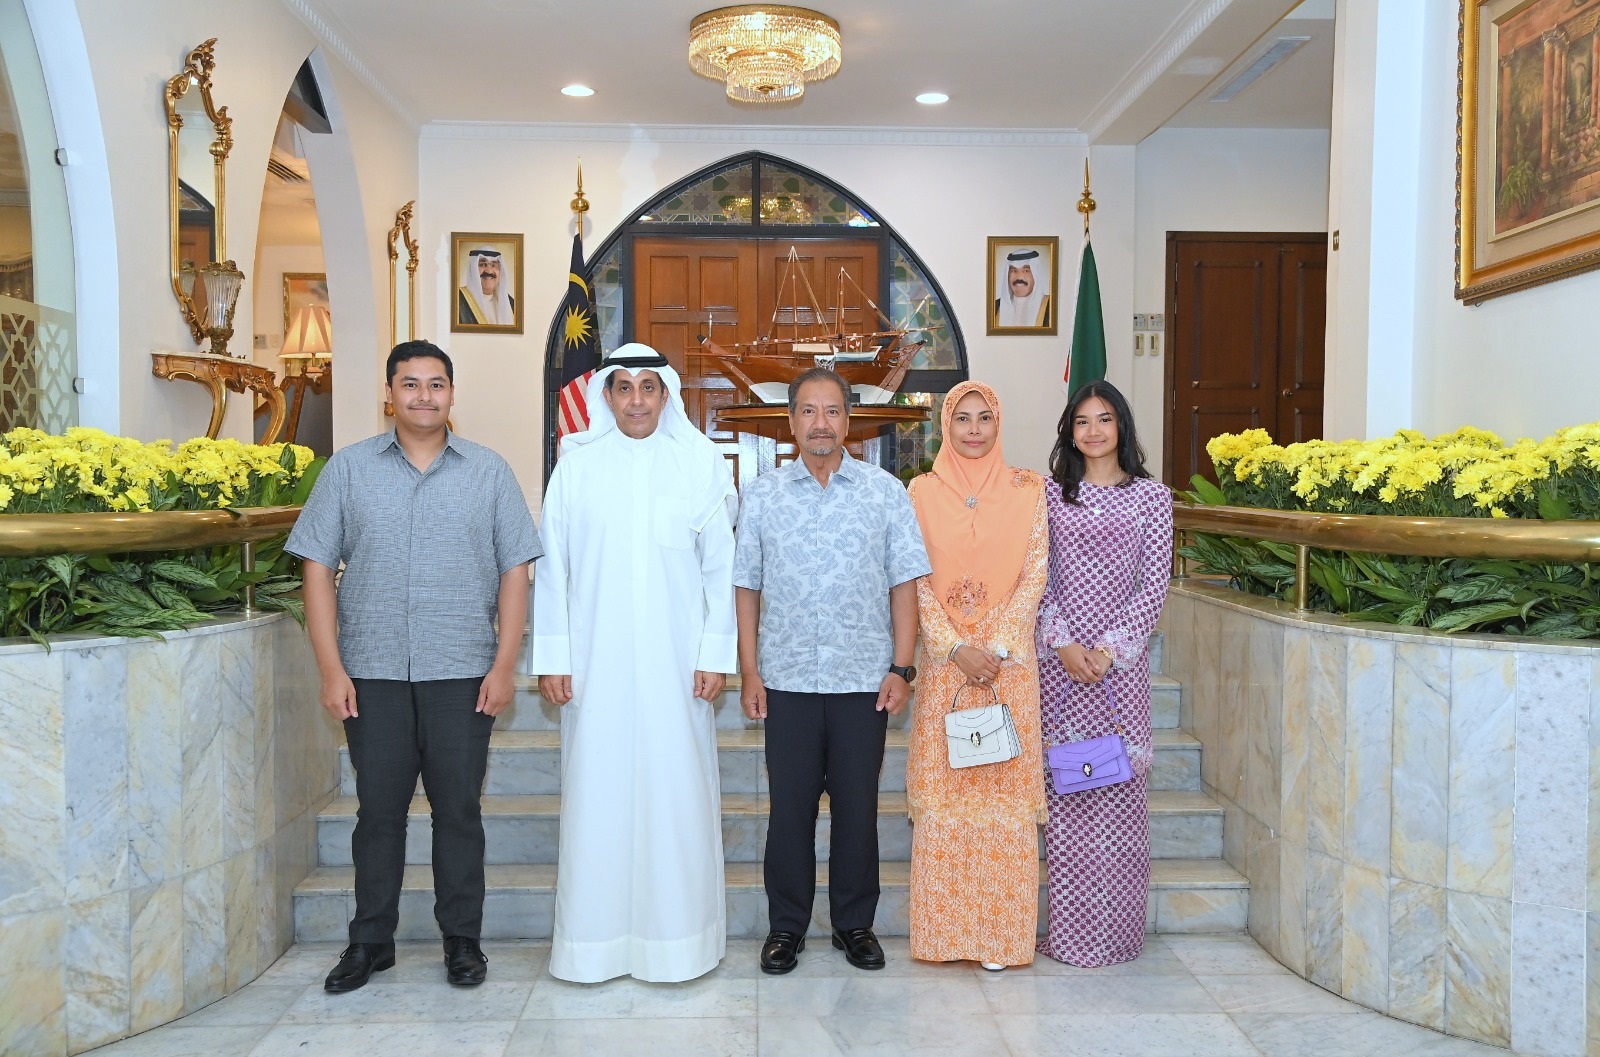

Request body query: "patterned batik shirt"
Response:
[733, 451, 931, 694]
[286, 430, 543, 682]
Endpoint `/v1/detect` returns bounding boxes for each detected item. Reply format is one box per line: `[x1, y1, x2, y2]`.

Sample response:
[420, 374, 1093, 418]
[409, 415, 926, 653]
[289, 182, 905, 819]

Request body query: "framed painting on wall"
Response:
[450, 232, 524, 334]
[1458, 0, 1600, 303]
[282, 272, 328, 334]
[986, 236, 1059, 335]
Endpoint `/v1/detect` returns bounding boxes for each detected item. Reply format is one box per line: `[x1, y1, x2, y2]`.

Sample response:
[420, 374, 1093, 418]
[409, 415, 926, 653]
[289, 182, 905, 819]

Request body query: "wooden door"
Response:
[632, 236, 881, 487]
[1164, 233, 1327, 487]
[756, 240, 879, 339]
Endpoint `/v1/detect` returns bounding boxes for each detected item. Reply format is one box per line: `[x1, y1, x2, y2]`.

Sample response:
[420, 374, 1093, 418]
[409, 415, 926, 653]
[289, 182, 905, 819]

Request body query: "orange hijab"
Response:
[912, 381, 1042, 626]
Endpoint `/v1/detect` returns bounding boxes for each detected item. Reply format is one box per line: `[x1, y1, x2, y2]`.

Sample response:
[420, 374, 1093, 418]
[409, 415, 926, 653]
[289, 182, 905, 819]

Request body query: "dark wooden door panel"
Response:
[1165, 232, 1327, 487]
[1277, 244, 1328, 436]
[757, 240, 878, 336]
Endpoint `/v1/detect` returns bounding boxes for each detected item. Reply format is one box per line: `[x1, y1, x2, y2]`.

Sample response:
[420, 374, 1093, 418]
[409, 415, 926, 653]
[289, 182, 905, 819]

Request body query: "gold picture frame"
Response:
[282, 272, 328, 334]
[1458, 0, 1600, 303]
[986, 236, 1059, 335]
[450, 232, 524, 334]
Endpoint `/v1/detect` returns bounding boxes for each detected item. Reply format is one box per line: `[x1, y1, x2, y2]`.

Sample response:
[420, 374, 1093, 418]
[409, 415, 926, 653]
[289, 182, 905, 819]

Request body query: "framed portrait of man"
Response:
[986, 236, 1059, 335]
[450, 232, 524, 334]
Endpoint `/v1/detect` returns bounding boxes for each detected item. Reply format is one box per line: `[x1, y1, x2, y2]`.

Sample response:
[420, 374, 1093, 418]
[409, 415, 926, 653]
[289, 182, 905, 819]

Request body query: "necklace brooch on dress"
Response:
[965, 496, 978, 509]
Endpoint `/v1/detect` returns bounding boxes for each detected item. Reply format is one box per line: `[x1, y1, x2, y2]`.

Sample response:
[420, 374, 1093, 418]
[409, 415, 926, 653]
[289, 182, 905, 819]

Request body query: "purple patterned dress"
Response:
[1034, 475, 1173, 966]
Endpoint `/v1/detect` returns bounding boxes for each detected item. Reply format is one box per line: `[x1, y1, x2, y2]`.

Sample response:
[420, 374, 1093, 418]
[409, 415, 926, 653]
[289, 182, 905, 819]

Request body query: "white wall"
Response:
[1133, 127, 1332, 471]
[1329, 0, 1600, 444]
[67, 0, 417, 444]
[419, 129, 1131, 510]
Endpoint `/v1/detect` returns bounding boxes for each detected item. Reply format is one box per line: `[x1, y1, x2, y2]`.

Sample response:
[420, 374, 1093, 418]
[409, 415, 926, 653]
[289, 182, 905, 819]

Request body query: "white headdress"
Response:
[462, 247, 515, 326]
[561, 342, 736, 526]
[996, 247, 1049, 327]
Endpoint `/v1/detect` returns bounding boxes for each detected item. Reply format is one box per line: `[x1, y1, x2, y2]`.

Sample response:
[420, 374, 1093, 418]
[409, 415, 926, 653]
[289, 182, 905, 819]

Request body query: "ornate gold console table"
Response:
[151, 350, 287, 441]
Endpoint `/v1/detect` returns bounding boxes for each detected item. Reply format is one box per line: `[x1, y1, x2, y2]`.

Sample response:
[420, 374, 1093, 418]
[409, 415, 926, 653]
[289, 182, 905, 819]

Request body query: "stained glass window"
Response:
[637, 161, 753, 225]
[757, 163, 877, 227]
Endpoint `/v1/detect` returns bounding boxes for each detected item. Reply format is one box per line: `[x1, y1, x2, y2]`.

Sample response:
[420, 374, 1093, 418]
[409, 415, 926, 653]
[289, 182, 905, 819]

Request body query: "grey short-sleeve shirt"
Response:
[732, 451, 930, 694]
[286, 430, 542, 681]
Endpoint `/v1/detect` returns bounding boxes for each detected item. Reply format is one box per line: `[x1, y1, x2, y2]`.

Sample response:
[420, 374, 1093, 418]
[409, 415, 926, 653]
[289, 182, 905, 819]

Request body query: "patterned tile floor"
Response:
[82, 934, 1523, 1057]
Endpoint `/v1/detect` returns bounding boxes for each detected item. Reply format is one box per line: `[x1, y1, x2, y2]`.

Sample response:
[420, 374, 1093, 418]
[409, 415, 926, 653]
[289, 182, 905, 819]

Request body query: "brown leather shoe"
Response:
[831, 927, 885, 970]
[760, 930, 805, 975]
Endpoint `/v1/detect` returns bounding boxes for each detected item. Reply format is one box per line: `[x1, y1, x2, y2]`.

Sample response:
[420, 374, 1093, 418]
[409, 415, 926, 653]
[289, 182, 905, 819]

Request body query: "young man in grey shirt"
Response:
[287, 341, 541, 992]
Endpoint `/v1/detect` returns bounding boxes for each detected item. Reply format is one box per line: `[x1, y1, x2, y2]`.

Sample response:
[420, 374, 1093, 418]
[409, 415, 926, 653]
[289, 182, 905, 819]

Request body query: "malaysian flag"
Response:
[555, 231, 600, 443]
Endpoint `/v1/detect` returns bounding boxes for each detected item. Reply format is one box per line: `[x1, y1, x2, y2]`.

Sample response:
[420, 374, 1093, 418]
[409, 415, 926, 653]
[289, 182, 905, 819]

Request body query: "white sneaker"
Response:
[981, 961, 1006, 972]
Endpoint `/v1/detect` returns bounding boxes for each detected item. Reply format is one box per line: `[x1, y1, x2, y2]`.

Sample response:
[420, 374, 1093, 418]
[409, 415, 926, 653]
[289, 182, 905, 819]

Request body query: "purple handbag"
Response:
[1046, 680, 1133, 794]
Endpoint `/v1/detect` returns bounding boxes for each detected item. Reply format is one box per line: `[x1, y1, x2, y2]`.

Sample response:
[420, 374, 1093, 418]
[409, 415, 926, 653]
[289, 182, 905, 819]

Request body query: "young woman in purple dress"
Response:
[1035, 381, 1173, 967]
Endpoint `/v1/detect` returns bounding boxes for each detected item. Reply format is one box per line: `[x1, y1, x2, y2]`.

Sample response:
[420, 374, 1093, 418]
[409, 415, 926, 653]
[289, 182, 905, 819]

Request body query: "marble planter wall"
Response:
[1159, 583, 1599, 1057]
[0, 614, 336, 1056]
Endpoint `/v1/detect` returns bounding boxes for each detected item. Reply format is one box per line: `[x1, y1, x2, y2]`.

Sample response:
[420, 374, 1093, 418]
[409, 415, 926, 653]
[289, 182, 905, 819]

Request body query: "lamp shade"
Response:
[281, 304, 333, 358]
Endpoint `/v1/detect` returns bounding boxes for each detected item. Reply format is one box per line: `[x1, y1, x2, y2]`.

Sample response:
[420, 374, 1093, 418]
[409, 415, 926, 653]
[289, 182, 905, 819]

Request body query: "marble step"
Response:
[497, 672, 1182, 732]
[336, 726, 1202, 798]
[292, 856, 1247, 943]
[312, 788, 1223, 867]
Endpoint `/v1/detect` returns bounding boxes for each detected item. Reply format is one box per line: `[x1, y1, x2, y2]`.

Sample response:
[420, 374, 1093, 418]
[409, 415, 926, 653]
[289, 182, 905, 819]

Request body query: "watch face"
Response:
[893, 664, 916, 682]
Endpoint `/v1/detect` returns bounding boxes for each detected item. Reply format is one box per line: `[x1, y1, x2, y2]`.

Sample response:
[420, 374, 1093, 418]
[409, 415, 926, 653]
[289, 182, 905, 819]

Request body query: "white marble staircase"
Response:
[293, 634, 1249, 941]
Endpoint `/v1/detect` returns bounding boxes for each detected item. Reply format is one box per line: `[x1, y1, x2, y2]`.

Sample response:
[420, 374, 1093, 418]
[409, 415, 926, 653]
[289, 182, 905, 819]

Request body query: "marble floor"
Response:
[81, 933, 1524, 1057]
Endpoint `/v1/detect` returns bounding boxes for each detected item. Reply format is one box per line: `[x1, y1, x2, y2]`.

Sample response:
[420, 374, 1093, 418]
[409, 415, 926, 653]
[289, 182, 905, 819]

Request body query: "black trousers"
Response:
[763, 689, 888, 934]
[344, 677, 493, 944]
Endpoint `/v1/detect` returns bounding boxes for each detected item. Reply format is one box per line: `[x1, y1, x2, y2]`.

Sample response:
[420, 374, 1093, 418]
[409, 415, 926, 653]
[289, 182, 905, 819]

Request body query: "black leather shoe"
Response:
[831, 927, 885, 970]
[323, 942, 395, 993]
[760, 930, 806, 975]
[444, 935, 488, 985]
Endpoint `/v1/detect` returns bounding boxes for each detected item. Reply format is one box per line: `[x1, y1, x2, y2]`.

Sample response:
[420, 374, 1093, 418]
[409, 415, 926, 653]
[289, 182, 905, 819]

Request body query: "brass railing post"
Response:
[1294, 544, 1310, 612]
[241, 540, 258, 614]
[1172, 529, 1188, 580]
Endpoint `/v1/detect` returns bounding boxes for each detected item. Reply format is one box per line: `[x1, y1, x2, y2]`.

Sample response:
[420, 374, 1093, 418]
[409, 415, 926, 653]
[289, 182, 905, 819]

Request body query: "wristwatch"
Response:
[888, 663, 917, 684]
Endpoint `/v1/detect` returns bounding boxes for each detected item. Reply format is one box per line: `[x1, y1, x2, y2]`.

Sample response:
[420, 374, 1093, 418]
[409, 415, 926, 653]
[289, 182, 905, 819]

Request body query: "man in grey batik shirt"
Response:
[733, 367, 931, 976]
[287, 341, 541, 993]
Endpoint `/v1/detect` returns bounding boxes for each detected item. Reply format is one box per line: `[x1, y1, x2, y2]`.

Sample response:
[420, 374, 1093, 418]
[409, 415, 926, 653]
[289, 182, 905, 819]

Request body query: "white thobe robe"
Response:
[532, 427, 737, 983]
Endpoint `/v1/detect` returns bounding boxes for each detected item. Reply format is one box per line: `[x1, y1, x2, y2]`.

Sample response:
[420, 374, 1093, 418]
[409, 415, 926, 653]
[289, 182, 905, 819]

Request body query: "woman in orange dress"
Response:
[905, 381, 1049, 970]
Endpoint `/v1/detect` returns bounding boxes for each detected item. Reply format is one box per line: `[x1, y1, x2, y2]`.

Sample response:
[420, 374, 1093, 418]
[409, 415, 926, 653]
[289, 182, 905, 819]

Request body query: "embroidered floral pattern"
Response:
[907, 480, 1050, 966]
[943, 576, 990, 617]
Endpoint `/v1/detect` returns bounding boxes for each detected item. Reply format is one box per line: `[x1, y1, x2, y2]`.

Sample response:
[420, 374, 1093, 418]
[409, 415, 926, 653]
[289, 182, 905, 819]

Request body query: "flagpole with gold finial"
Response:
[1078, 158, 1095, 239]
[571, 159, 589, 232]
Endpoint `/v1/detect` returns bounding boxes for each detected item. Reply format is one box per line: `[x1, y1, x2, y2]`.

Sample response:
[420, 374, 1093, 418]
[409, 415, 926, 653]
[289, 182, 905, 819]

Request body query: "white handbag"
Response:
[944, 683, 1022, 769]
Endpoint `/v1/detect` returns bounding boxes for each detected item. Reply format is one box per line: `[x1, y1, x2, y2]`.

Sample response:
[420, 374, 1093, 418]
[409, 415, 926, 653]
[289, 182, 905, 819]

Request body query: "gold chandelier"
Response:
[688, 5, 842, 104]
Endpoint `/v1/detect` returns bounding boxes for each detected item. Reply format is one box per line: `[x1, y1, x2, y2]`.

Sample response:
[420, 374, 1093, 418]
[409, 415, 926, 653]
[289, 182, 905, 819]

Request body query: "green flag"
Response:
[1065, 238, 1106, 397]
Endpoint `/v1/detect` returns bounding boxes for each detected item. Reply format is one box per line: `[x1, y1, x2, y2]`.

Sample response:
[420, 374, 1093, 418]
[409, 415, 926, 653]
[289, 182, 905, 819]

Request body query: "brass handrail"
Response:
[0, 505, 301, 559]
[1172, 501, 1600, 612]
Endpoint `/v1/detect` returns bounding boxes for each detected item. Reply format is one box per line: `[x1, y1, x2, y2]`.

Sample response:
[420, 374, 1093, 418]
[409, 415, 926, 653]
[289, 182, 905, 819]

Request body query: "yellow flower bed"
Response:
[1205, 423, 1600, 520]
[0, 427, 315, 514]
[0, 427, 322, 643]
[1187, 424, 1600, 637]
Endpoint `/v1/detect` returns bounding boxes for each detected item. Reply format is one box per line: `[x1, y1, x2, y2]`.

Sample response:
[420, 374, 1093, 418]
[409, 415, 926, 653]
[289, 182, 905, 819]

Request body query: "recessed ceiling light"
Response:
[916, 92, 949, 105]
[561, 84, 595, 97]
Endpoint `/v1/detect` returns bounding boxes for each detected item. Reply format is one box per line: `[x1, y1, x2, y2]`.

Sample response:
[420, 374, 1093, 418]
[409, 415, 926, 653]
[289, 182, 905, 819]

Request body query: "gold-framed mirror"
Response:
[388, 201, 418, 347]
[165, 39, 232, 345]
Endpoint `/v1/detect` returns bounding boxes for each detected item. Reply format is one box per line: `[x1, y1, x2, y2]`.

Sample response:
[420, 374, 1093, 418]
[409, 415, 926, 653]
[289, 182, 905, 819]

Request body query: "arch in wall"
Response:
[296, 47, 384, 452]
[541, 151, 968, 482]
[19, 0, 117, 430]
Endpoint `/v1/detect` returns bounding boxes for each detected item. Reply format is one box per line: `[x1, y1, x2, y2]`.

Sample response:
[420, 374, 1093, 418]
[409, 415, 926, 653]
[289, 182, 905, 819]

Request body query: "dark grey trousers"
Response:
[344, 677, 493, 944]
[763, 689, 888, 935]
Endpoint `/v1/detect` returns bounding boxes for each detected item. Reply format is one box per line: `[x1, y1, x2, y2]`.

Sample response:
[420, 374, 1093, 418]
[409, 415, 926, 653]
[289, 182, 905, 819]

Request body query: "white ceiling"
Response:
[296, 0, 1333, 140]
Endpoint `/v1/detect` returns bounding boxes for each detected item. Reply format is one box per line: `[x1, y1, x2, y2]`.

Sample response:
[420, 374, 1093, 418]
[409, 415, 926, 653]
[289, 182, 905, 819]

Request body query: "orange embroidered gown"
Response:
[905, 474, 1049, 965]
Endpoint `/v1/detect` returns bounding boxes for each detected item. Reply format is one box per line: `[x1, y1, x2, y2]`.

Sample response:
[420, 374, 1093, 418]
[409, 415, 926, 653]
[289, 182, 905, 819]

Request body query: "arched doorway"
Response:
[542, 152, 967, 486]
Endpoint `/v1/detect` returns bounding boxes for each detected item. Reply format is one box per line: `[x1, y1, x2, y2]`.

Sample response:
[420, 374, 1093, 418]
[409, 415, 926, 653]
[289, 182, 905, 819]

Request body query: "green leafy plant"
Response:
[1179, 424, 1600, 638]
[0, 429, 323, 644]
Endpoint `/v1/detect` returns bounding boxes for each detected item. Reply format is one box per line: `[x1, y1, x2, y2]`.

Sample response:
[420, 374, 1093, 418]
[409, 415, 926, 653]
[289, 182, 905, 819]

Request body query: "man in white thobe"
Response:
[532, 342, 737, 983]
[457, 247, 517, 326]
[993, 246, 1052, 328]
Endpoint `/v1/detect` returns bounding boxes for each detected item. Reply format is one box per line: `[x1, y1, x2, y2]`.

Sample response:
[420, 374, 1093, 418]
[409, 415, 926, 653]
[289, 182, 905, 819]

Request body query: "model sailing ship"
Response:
[698, 246, 937, 405]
